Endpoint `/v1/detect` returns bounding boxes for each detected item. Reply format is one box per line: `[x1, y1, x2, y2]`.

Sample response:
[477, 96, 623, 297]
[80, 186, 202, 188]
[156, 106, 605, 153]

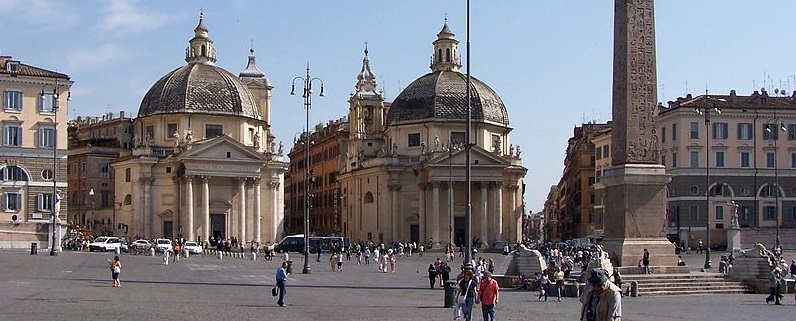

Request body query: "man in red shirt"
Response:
[478, 271, 499, 321]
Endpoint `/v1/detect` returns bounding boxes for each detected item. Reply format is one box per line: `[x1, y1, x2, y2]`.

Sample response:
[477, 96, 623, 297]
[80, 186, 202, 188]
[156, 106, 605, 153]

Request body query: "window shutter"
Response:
[35, 195, 40, 211]
[1, 193, 6, 211]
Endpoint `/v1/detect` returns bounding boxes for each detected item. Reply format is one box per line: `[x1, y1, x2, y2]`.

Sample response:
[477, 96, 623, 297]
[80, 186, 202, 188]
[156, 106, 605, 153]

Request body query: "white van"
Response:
[88, 236, 122, 252]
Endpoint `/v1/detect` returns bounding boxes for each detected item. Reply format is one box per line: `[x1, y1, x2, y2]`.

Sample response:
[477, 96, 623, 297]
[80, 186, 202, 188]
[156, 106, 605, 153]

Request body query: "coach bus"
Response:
[274, 235, 350, 254]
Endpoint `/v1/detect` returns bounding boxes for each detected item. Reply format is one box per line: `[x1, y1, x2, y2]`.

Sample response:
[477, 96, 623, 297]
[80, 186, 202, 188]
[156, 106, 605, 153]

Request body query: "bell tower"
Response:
[347, 45, 386, 170]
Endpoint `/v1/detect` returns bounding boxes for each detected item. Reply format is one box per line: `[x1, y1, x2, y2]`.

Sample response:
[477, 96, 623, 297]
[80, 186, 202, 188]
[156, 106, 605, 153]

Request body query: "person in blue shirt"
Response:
[275, 261, 288, 307]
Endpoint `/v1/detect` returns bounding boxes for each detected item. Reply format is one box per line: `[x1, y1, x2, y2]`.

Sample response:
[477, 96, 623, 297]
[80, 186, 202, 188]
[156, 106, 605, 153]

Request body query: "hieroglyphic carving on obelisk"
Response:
[611, 0, 659, 165]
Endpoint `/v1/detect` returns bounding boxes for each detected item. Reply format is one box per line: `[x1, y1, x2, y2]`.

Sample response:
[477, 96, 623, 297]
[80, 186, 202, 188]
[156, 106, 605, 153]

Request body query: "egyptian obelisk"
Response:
[601, 0, 682, 271]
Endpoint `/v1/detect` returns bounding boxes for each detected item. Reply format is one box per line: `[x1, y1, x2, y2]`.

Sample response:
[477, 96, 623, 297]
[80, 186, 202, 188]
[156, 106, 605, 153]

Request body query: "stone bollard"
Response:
[252, 252, 257, 261]
[184, 250, 190, 258]
[150, 248, 156, 257]
[630, 281, 639, 297]
[217, 251, 223, 260]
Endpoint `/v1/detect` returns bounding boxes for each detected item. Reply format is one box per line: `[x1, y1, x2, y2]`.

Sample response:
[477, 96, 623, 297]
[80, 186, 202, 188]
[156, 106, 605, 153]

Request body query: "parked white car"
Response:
[154, 238, 173, 253]
[88, 236, 122, 252]
[182, 241, 202, 254]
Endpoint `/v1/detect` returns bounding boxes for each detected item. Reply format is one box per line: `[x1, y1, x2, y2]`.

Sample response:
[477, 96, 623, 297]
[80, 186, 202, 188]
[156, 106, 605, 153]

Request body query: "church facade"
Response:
[338, 21, 527, 247]
[111, 16, 287, 245]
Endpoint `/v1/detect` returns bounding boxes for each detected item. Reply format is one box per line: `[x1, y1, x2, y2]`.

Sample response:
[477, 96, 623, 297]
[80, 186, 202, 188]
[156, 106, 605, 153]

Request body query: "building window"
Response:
[791, 206, 796, 221]
[39, 92, 56, 113]
[450, 132, 466, 146]
[39, 126, 55, 148]
[37, 193, 53, 211]
[672, 152, 677, 168]
[689, 150, 699, 168]
[741, 151, 751, 168]
[661, 127, 666, 143]
[145, 125, 155, 141]
[762, 185, 777, 198]
[491, 134, 501, 152]
[363, 192, 374, 203]
[125, 168, 131, 182]
[41, 169, 54, 180]
[2, 166, 27, 181]
[166, 123, 178, 139]
[689, 205, 698, 220]
[715, 205, 724, 220]
[712, 122, 728, 140]
[3, 91, 22, 111]
[407, 133, 420, 147]
[3, 124, 21, 146]
[792, 152, 796, 169]
[741, 206, 751, 221]
[715, 151, 725, 168]
[766, 151, 775, 168]
[672, 123, 677, 140]
[603, 145, 609, 158]
[2, 191, 20, 211]
[124, 125, 133, 134]
[789, 124, 796, 140]
[763, 123, 779, 140]
[205, 124, 223, 138]
[738, 123, 753, 140]
[763, 206, 776, 221]
[660, 154, 666, 166]
[595, 147, 602, 160]
[689, 122, 699, 139]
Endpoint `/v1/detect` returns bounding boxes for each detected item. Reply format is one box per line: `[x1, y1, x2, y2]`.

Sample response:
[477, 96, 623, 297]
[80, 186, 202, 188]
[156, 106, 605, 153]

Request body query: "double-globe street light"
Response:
[764, 115, 786, 247]
[695, 92, 724, 269]
[291, 64, 324, 274]
[41, 81, 68, 256]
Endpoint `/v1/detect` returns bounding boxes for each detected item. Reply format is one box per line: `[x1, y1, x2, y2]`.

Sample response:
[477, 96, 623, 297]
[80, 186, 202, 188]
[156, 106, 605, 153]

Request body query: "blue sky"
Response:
[2, 0, 796, 212]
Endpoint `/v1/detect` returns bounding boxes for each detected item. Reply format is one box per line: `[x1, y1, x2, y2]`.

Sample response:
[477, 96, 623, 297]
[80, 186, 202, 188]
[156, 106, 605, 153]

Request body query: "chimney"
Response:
[119, 111, 125, 118]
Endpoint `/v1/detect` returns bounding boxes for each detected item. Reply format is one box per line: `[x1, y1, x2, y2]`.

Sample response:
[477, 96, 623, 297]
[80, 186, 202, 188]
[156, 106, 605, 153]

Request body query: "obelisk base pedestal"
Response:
[727, 227, 741, 253]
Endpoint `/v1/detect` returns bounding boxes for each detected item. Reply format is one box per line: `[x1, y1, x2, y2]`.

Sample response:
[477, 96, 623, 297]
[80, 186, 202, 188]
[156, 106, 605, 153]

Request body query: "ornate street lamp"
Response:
[695, 92, 723, 269]
[764, 116, 786, 247]
[291, 63, 324, 274]
[41, 81, 68, 255]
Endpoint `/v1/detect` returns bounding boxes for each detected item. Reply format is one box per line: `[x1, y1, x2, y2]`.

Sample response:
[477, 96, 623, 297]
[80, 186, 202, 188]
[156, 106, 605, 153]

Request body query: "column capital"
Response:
[138, 176, 152, 185]
[183, 175, 194, 183]
[267, 180, 280, 190]
[388, 182, 402, 192]
[491, 181, 503, 188]
[507, 184, 519, 191]
[249, 177, 262, 186]
[198, 175, 210, 183]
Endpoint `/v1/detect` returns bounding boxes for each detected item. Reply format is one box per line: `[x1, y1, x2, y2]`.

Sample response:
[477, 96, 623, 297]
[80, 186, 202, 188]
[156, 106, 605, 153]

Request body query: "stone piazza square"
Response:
[0, 250, 792, 321]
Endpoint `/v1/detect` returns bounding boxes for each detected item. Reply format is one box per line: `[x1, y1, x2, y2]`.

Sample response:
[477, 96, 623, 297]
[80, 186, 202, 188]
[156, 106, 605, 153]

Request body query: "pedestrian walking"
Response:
[478, 271, 499, 321]
[337, 251, 344, 272]
[427, 263, 438, 289]
[108, 256, 122, 288]
[580, 268, 622, 321]
[765, 267, 784, 305]
[162, 247, 170, 265]
[455, 269, 478, 321]
[642, 248, 650, 274]
[173, 243, 181, 263]
[538, 269, 550, 302]
[275, 261, 288, 307]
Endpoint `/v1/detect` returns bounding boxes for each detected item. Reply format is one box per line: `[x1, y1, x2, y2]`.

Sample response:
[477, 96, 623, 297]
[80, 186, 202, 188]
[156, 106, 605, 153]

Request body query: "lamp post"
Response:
[88, 188, 95, 235]
[448, 141, 461, 247]
[41, 81, 64, 256]
[291, 63, 324, 274]
[695, 92, 723, 269]
[764, 116, 786, 247]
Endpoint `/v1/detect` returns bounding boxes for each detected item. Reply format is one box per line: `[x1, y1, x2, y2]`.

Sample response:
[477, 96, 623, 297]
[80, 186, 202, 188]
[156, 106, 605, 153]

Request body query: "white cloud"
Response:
[66, 44, 126, 70]
[0, 0, 79, 29]
[98, 0, 170, 34]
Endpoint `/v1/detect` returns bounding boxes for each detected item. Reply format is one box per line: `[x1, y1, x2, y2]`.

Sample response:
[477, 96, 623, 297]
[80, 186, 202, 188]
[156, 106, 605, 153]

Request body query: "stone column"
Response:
[172, 177, 181, 238]
[431, 181, 440, 247]
[508, 184, 520, 244]
[201, 176, 210, 244]
[138, 176, 153, 238]
[602, 0, 679, 270]
[238, 178, 247, 242]
[268, 180, 281, 243]
[480, 182, 488, 248]
[494, 182, 503, 245]
[418, 183, 426, 244]
[185, 176, 194, 241]
[447, 181, 454, 245]
[253, 178, 262, 244]
[388, 182, 401, 243]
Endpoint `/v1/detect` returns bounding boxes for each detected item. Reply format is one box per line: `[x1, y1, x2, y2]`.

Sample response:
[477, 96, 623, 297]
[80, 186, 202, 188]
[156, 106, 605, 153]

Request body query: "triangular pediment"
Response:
[427, 146, 510, 167]
[178, 135, 266, 162]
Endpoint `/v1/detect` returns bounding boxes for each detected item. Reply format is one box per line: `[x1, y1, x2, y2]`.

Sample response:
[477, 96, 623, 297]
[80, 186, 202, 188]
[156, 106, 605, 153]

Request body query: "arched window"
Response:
[201, 45, 207, 57]
[363, 192, 374, 204]
[446, 48, 451, 62]
[437, 49, 442, 62]
[124, 194, 132, 205]
[1, 166, 28, 181]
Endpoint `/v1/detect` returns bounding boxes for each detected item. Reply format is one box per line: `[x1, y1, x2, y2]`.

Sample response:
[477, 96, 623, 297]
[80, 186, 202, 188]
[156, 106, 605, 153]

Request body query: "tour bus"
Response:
[274, 235, 350, 253]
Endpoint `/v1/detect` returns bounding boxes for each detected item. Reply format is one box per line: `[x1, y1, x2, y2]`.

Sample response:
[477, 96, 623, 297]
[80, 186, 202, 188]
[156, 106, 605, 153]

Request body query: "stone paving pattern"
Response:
[0, 250, 792, 321]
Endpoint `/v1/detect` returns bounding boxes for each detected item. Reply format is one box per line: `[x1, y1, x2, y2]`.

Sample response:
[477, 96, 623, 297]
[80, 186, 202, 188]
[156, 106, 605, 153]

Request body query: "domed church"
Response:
[338, 20, 526, 247]
[112, 15, 287, 244]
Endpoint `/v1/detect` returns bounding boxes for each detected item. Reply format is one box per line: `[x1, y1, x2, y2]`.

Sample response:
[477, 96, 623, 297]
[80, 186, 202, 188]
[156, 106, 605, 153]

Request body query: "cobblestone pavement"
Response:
[0, 249, 792, 321]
